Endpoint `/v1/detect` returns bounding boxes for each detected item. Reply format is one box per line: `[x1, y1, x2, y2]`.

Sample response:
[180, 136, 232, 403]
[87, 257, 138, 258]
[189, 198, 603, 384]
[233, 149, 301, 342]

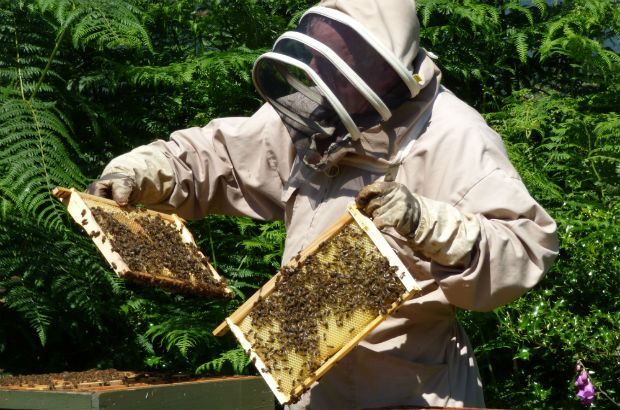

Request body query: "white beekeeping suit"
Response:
[88, 0, 559, 408]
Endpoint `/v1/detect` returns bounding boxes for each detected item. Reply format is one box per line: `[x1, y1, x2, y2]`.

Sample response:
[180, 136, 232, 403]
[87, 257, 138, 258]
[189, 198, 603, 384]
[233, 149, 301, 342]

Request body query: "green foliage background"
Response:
[0, 0, 618, 409]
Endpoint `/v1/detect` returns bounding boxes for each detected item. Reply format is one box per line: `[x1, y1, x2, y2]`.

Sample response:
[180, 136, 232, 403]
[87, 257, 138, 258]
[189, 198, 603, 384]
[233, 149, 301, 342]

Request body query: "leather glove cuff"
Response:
[408, 194, 481, 267]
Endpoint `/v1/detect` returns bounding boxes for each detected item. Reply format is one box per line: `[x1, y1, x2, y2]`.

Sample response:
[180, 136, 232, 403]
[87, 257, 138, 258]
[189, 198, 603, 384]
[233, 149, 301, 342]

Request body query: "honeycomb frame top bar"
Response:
[52, 186, 182, 224]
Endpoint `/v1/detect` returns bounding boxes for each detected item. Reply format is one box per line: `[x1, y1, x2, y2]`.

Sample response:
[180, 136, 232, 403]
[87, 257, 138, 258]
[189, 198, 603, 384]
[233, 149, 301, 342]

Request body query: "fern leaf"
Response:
[531, 0, 547, 17]
[196, 347, 251, 375]
[4, 286, 52, 346]
[513, 31, 529, 63]
[418, 0, 440, 27]
[0, 95, 86, 227]
[135, 333, 156, 356]
[37, 0, 153, 52]
[145, 314, 217, 359]
[504, 2, 534, 26]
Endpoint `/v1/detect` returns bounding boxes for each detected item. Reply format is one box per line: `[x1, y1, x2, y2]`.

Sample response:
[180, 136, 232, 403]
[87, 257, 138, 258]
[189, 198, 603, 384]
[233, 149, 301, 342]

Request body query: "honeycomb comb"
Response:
[53, 186, 231, 298]
[213, 204, 419, 404]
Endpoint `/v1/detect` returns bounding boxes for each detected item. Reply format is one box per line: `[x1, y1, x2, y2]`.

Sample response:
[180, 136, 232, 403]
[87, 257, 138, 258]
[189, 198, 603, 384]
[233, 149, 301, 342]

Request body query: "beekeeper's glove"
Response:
[356, 181, 481, 267]
[86, 143, 176, 207]
[86, 172, 137, 206]
[356, 181, 420, 238]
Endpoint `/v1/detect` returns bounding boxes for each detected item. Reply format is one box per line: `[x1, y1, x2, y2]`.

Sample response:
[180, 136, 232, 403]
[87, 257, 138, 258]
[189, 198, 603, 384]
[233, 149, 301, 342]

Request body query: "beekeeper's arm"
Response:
[87, 103, 295, 221]
[356, 175, 559, 311]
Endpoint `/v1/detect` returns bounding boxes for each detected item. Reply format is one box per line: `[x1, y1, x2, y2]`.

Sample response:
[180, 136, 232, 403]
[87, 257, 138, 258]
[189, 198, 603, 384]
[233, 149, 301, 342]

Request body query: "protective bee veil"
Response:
[252, 7, 421, 175]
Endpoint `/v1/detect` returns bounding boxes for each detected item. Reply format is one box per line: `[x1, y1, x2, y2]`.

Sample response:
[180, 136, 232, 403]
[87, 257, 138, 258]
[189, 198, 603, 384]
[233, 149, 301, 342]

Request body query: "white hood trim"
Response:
[275, 32, 392, 121]
[300, 6, 421, 99]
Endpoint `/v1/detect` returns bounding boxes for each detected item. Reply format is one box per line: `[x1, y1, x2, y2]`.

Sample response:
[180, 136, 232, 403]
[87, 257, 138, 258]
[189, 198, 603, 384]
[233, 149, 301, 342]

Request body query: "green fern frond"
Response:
[538, 0, 620, 79]
[287, 8, 308, 30]
[37, 0, 153, 52]
[135, 333, 156, 356]
[229, 265, 269, 281]
[545, 19, 564, 39]
[593, 114, 620, 140]
[225, 279, 262, 299]
[0, 209, 126, 348]
[195, 48, 263, 79]
[103, 47, 259, 93]
[0, 95, 86, 227]
[419, 0, 501, 35]
[512, 31, 529, 63]
[145, 314, 217, 359]
[229, 216, 258, 235]
[162, 330, 200, 357]
[1, 7, 61, 98]
[196, 347, 251, 375]
[531, 0, 546, 17]
[417, 0, 441, 27]
[0, 197, 10, 220]
[504, 2, 534, 26]
[3, 286, 52, 346]
[468, 1, 500, 26]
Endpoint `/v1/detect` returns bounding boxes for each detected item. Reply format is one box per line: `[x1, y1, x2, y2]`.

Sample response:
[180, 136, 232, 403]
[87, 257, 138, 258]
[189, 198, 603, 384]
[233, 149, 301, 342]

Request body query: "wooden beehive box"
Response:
[0, 370, 273, 410]
[213, 204, 420, 404]
[52, 186, 231, 298]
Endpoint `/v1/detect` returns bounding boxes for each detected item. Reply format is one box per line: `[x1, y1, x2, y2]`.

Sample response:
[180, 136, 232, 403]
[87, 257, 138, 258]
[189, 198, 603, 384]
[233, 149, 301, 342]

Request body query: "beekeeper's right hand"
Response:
[85, 145, 176, 207]
[86, 172, 137, 206]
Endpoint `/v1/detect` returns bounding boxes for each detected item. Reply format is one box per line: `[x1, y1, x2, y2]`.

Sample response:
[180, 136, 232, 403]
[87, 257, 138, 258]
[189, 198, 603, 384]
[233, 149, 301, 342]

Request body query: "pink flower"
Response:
[574, 370, 589, 387]
[574, 369, 595, 407]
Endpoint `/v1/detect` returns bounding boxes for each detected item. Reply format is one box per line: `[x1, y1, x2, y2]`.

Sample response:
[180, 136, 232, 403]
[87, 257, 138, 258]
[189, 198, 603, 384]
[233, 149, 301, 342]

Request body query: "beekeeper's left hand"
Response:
[356, 181, 420, 238]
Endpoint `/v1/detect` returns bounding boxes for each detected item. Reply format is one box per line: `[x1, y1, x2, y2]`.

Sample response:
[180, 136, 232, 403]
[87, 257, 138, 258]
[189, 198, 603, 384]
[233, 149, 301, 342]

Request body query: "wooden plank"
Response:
[52, 187, 182, 224]
[0, 377, 273, 410]
[0, 390, 94, 410]
[94, 376, 273, 410]
[59, 186, 131, 275]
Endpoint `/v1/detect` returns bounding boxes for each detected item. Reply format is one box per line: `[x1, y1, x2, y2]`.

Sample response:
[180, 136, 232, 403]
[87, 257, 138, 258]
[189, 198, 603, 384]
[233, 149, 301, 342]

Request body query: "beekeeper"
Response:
[87, 0, 559, 408]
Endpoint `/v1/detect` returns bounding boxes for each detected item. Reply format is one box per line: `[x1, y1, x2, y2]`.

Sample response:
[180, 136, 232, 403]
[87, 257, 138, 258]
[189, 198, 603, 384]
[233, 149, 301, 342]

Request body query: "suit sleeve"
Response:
[403, 91, 559, 311]
[102, 103, 295, 220]
[430, 169, 559, 311]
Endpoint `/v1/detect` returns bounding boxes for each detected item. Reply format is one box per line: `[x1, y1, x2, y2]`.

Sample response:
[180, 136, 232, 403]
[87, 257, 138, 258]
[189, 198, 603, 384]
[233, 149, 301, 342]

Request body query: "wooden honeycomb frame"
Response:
[53, 186, 231, 298]
[213, 204, 420, 404]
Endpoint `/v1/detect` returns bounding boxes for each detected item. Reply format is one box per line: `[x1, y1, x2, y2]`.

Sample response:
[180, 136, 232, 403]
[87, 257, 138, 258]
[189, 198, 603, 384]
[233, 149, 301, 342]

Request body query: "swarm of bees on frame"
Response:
[87, 206, 230, 298]
[241, 222, 406, 403]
